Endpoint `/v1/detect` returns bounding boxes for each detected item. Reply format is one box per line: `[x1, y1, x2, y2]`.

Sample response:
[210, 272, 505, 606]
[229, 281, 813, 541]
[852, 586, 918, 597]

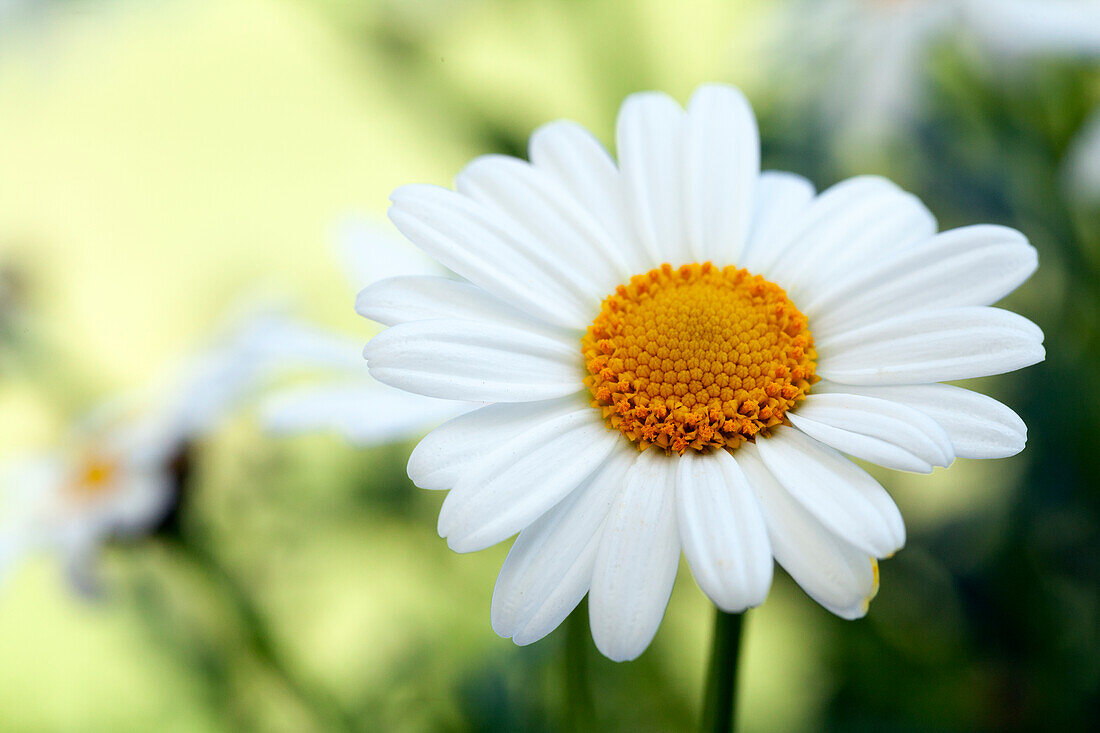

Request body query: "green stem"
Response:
[164, 535, 358, 732]
[564, 599, 597, 731]
[700, 609, 744, 733]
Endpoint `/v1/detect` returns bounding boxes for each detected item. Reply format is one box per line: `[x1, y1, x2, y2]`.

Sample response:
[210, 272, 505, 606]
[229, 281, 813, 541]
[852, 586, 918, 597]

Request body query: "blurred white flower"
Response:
[257, 217, 476, 445]
[0, 307, 284, 595]
[963, 0, 1100, 58]
[362, 84, 1042, 661]
[1066, 108, 1100, 200]
[778, 0, 1100, 151]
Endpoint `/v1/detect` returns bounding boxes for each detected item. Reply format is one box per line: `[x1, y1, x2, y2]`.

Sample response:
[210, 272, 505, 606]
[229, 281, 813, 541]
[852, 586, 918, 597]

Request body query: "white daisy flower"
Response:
[962, 0, 1100, 58]
[1066, 108, 1100, 200]
[358, 84, 1044, 662]
[778, 0, 1100, 151]
[0, 308, 282, 595]
[257, 218, 477, 445]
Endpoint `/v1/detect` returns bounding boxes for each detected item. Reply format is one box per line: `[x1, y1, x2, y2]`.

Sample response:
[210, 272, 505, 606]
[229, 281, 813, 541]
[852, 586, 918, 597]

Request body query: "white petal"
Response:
[388, 184, 595, 328]
[61, 530, 103, 599]
[335, 215, 443, 288]
[237, 316, 364, 372]
[804, 224, 1038, 338]
[364, 319, 583, 402]
[261, 380, 474, 445]
[683, 84, 760, 264]
[755, 428, 905, 557]
[159, 315, 281, 440]
[766, 179, 937, 300]
[409, 397, 586, 490]
[739, 171, 816, 273]
[437, 409, 621, 553]
[616, 91, 689, 267]
[737, 446, 879, 619]
[813, 381, 1027, 459]
[589, 450, 680, 662]
[1066, 108, 1100, 201]
[491, 448, 634, 645]
[456, 154, 631, 301]
[676, 450, 772, 612]
[746, 176, 904, 281]
[109, 473, 174, 536]
[787, 393, 955, 473]
[528, 120, 649, 275]
[1, 454, 69, 509]
[357, 276, 569, 338]
[816, 306, 1045, 385]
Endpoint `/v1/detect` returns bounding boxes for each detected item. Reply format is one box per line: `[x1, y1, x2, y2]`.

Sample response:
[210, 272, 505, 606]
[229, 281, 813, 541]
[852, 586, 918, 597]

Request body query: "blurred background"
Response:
[1, 0, 1098, 730]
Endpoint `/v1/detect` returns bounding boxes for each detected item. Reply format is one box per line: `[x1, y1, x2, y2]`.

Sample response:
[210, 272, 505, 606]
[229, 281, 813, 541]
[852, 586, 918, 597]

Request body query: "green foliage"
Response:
[1, 0, 1098, 731]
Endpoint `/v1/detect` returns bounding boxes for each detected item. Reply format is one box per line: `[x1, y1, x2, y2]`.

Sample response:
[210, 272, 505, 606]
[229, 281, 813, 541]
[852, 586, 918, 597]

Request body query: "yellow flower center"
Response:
[69, 456, 119, 498]
[582, 263, 818, 454]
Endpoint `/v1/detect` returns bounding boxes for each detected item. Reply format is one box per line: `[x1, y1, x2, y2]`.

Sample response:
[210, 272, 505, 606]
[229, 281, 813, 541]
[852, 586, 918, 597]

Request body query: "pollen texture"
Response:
[582, 263, 817, 453]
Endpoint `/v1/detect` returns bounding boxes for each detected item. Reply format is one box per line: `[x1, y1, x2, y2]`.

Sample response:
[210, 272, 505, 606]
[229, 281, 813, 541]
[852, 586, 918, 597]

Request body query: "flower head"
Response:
[0, 307, 283, 595]
[360, 84, 1044, 661]
[776, 0, 1100, 151]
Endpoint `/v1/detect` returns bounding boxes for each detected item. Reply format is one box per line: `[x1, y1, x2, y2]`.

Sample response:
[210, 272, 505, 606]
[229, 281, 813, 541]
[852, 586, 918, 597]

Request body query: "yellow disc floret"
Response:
[582, 262, 817, 454]
[68, 455, 119, 499]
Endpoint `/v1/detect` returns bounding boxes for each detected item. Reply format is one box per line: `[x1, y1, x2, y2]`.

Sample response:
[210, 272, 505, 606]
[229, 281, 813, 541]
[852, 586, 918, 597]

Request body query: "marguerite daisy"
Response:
[0, 308, 283, 595]
[358, 84, 1044, 662]
[777, 0, 1100, 152]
